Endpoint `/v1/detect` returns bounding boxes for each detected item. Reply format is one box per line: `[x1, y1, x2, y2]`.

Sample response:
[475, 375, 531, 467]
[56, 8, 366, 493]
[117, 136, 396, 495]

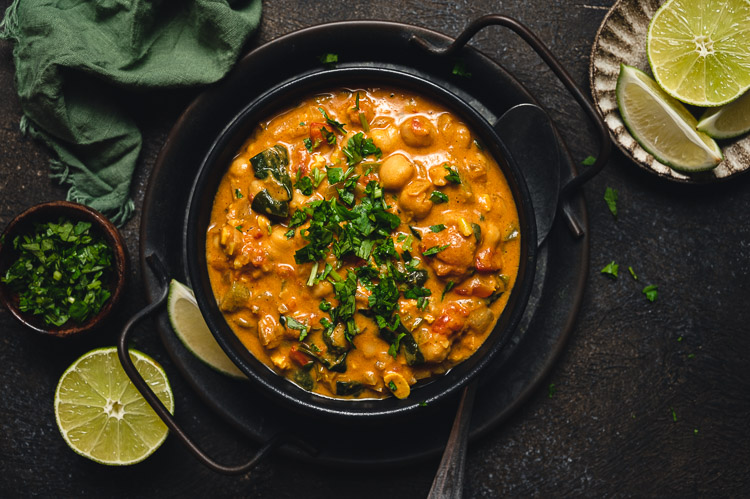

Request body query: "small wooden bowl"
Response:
[0, 201, 128, 337]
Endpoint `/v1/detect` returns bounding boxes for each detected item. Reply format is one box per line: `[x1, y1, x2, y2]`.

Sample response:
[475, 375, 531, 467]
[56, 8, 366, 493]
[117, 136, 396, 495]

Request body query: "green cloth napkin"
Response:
[1, 0, 262, 225]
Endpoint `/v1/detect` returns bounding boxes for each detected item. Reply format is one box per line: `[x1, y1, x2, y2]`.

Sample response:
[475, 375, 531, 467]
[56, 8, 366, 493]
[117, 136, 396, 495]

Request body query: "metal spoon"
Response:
[427, 103, 560, 499]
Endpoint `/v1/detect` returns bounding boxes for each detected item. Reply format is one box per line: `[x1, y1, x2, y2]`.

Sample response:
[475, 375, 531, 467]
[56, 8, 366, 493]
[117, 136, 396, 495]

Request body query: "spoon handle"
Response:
[428, 380, 479, 499]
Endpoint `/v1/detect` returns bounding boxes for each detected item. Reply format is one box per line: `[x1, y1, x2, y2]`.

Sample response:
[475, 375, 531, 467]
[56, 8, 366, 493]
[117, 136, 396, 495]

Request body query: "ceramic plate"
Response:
[589, 0, 750, 183]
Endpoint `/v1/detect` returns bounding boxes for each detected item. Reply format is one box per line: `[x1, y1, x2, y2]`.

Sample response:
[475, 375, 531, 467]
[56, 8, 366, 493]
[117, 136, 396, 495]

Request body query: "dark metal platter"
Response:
[139, 20, 589, 468]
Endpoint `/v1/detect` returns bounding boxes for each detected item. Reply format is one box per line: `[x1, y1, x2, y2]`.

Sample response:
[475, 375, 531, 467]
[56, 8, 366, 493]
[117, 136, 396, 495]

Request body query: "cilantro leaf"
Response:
[423, 244, 449, 257]
[319, 53, 338, 64]
[295, 176, 314, 195]
[318, 107, 346, 134]
[582, 155, 597, 166]
[342, 132, 381, 166]
[443, 165, 461, 184]
[642, 284, 658, 302]
[430, 224, 446, 233]
[430, 191, 449, 204]
[604, 187, 618, 217]
[601, 261, 618, 278]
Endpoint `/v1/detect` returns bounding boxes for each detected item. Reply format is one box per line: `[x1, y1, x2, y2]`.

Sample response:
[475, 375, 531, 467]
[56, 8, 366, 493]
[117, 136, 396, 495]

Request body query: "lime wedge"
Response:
[616, 65, 723, 173]
[647, 0, 750, 107]
[167, 279, 245, 378]
[54, 347, 174, 465]
[697, 90, 750, 139]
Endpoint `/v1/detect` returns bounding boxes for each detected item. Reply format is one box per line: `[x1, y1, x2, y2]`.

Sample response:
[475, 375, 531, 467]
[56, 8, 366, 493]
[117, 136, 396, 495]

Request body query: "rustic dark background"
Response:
[1, 0, 749, 497]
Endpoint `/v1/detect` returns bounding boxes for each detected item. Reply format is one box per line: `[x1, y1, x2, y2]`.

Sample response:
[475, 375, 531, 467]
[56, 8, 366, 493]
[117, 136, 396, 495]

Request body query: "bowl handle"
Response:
[116, 254, 317, 474]
[411, 14, 611, 238]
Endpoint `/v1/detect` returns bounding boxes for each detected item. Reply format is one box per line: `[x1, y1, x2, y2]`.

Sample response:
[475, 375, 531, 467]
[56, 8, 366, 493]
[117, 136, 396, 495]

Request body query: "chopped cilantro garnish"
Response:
[601, 261, 618, 278]
[548, 383, 556, 398]
[430, 224, 446, 233]
[388, 331, 406, 358]
[442, 281, 455, 300]
[1, 219, 114, 326]
[295, 176, 314, 195]
[452, 60, 472, 78]
[318, 107, 346, 134]
[604, 187, 618, 217]
[235, 225, 243, 232]
[312, 167, 326, 187]
[423, 244, 449, 257]
[304, 137, 322, 153]
[430, 191, 449, 204]
[642, 284, 658, 302]
[342, 132, 381, 166]
[282, 315, 309, 341]
[388, 380, 398, 392]
[319, 53, 338, 64]
[234, 188, 243, 199]
[628, 266, 637, 280]
[670, 407, 677, 422]
[582, 155, 597, 166]
[443, 165, 461, 184]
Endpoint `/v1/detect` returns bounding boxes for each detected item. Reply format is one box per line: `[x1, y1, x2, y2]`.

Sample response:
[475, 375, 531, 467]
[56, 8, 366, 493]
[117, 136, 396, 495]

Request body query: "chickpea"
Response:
[379, 154, 415, 190]
[229, 157, 250, 177]
[398, 179, 433, 219]
[399, 116, 437, 147]
[369, 124, 399, 154]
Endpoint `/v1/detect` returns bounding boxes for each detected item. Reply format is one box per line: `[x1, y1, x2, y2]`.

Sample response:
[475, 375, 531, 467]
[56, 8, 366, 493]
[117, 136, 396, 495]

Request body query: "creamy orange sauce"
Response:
[206, 88, 520, 399]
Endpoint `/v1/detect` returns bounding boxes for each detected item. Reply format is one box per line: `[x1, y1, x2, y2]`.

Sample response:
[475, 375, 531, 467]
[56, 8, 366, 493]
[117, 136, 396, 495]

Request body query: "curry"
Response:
[206, 87, 520, 400]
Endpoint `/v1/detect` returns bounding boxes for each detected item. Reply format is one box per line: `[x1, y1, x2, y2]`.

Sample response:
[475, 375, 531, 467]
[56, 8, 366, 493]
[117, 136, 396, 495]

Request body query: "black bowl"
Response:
[185, 67, 537, 420]
[0, 201, 128, 337]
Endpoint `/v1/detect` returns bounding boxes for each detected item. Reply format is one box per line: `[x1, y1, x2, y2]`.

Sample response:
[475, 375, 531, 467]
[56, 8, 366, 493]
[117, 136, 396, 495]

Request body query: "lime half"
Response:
[647, 0, 750, 107]
[54, 347, 174, 465]
[697, 90, 750, 139]
[167, 279, 245, 378]
[616, 65, 722, 173]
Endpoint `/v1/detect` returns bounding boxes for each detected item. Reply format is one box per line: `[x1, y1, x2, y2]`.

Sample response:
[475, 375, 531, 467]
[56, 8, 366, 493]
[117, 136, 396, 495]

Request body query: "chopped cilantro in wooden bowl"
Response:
[0, 201, 127, 337]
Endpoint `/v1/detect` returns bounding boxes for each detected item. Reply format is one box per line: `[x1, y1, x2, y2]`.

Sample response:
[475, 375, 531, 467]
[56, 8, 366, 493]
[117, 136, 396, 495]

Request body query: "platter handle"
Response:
[411, 14, 611, 238]
[117, 253, 317, 475]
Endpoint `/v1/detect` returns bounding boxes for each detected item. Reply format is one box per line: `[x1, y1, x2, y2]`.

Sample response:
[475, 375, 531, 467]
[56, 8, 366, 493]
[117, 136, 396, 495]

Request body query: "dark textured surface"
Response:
[1, 1, 748, 497]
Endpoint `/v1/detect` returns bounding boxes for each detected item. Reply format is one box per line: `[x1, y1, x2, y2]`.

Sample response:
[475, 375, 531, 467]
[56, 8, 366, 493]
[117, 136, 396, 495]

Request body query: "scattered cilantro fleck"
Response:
[442, 281, 455, 300]
[235, 225, 243, 232]
[342, 132, 381, 166]
[282, 315, 309, 342]
[423, 244, 449, 257]
[1, 219, 114, 327]
[582, 155, 597, 166]
[387, 332, 406, 358]
[295, 176, 314, 195]
[312, 167, 326, 187]
[452, 60, 472, 78]
[234, 188, 243, 199]
[548, 383, 557, 398]
[419, 401, 428, 407]
[628, 266, 637, 280]
[694, 429, 699, 435]
[319, 53, 338, 64]
[318, 107, 346, 134]
[443, 165, 461, 184]
[677, 336, 683, 342]
[388, 380, 398, 392]
[643, 284, 658, 302]
[604, 187, 618, 217]
[430, 224, 446, 233]
[430, 191, 449, 204]
[687, 353, 695, 359]
[671, 407, 677, 422]
[601, 261, 618, 278]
